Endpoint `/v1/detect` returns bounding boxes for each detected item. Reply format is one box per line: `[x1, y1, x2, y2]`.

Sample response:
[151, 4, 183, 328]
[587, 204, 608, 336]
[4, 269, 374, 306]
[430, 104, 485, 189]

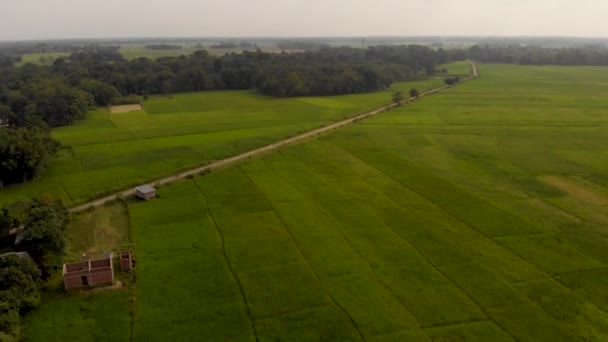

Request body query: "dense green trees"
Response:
[20, 205, 67, 279]
[0, 128, 59, 187]
[0, 196, 68, 278]
[0, 255, 42, 341]
[81, 79, 119, 106]
[0, 197, 67, 339]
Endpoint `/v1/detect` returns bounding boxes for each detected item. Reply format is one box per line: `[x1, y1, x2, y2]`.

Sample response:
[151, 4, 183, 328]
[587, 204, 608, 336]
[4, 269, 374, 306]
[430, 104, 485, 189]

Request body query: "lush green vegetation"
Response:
[1, 45, 456, 127]
[122, 64, 608, 340]
[0, 127, 59, 187]
[0, 46, 459, 189]
[0, 196, 69, 340]
[22, 63, 608, 340]
[0, 77, 445, 206]
[17, 202, 131, 342]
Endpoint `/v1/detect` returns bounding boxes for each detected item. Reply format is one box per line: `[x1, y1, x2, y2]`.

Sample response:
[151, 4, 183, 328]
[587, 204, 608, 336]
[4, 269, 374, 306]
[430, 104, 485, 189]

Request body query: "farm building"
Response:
[135, 185, 156, 200]
[120, 250, 133, 272]
[63, 254, 115, 290]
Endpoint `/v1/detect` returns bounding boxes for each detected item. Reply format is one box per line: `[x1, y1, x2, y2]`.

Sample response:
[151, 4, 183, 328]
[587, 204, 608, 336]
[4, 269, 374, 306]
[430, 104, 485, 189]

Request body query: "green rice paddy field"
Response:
[23, 64, 608, 340]
[0, 77, 446, 206]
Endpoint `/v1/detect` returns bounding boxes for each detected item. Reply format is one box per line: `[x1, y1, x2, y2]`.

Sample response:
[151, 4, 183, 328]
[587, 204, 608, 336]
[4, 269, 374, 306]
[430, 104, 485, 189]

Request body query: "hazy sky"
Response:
[1, 0, 607, 41]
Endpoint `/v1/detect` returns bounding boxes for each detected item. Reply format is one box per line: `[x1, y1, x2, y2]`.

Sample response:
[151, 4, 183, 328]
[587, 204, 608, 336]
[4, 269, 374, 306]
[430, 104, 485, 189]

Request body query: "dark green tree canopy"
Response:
[0, 127, 59, 186]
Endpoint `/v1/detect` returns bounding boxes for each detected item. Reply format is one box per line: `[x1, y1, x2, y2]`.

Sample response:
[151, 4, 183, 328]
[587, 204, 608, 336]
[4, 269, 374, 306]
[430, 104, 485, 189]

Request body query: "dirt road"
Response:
[70, 61, 478, 213]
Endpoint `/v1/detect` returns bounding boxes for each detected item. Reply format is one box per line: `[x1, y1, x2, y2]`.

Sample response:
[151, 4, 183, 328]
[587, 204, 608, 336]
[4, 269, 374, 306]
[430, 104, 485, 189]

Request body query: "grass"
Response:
[16, 52, 70, 66]
[22, 63, 608, 340]
[0, 78, 445, 207]
[65, 202, 130, 260]
[438, 60, 472, 76]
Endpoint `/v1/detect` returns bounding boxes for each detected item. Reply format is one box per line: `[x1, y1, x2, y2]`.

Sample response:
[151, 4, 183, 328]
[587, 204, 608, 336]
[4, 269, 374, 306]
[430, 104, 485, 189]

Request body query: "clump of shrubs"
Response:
[444, 77, 461, 86]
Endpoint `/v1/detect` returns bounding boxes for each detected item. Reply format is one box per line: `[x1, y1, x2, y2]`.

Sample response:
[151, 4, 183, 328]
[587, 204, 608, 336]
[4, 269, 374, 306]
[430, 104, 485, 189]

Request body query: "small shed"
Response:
[63, 254, 114, 290]
[120, 250, 133, 272]
[135, 185, 156, 201]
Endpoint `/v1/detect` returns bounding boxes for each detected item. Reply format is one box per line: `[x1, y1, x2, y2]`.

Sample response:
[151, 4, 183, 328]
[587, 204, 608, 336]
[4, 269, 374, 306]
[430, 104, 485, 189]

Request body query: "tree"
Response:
[409, 88, 420, 98]
[392, 92, 404, 105]
[0, 265, 40, 310]
[444, 78, 456, 86]
[20, 206, 66, 278]
[24, 79, 89, 126]
[81, 79, 119, 106]
[0, 128, 60, 186]
[0, 255, 42, 341]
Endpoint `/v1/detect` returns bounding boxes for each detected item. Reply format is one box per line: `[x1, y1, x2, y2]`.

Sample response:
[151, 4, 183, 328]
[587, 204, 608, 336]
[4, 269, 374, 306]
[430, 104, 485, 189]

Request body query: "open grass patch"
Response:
[66, 202, 130, 259]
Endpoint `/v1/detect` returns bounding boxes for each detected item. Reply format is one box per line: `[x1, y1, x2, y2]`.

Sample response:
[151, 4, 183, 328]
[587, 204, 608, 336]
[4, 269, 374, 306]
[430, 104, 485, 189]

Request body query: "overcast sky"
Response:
[1, 0, 607, 41]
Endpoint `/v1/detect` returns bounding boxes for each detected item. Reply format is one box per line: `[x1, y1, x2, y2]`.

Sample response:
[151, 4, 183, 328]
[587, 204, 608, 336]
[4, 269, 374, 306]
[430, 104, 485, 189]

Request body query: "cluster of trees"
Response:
[0, 196, 68, 277]
[468, 45, 608, 66]
[0, 127, 60, 187]
[0, 255, 41, 341]
[0, 196, 68, 340]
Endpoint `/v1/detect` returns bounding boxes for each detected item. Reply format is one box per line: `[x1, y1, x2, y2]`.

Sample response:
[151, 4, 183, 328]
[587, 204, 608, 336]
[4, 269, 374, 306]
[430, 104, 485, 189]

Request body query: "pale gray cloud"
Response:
[1, 0, 607, 41]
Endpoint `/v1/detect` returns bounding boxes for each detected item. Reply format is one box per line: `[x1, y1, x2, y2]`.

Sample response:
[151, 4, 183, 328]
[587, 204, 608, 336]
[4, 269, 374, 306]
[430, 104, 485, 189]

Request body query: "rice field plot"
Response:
[21, 291, 130, 342]
[124, 64, 608, 340]
[0, 77, 446, 206]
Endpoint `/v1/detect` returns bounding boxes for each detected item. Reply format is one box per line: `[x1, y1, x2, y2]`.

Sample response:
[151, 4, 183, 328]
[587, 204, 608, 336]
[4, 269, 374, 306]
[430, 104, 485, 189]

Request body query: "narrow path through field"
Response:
[70, 61, 479, 213]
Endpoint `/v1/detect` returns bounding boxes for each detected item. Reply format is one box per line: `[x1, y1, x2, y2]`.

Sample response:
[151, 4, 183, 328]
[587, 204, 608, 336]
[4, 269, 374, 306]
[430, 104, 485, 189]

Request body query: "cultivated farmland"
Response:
[0, 78, 447, 206]
[102, 64, 608, 340]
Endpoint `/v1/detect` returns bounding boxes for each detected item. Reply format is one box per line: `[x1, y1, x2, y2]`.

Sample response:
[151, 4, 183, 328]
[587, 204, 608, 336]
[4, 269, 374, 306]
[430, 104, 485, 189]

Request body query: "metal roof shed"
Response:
[135, 185, 156, 200]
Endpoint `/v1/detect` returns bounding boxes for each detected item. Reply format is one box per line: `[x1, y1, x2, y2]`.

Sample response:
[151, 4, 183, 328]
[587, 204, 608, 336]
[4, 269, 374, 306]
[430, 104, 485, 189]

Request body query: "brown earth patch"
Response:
[110, 104, 142, 114]
[540, 175, 608, 205]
